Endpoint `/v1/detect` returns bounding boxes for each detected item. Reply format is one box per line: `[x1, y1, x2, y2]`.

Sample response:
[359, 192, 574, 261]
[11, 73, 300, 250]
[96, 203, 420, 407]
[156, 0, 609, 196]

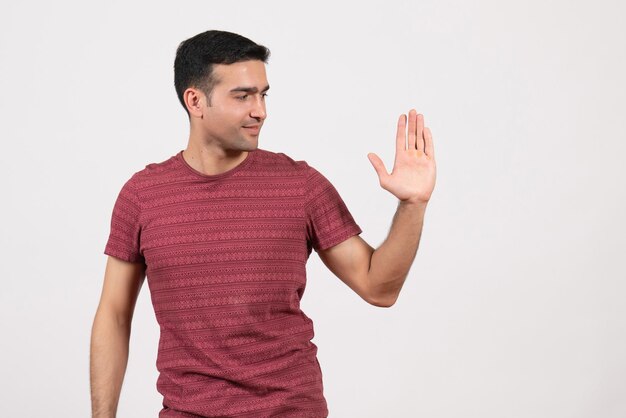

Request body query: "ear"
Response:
[183, 88, 205, 118]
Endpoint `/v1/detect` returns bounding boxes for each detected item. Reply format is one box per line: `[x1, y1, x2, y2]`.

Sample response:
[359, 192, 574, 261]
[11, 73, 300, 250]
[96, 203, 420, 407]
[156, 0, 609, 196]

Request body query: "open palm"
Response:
[367, 109, 437, 205]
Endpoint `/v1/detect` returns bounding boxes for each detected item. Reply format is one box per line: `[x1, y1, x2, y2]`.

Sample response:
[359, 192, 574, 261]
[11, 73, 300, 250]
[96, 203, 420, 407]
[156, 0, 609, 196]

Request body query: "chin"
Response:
[233, 140, 258, 152]
[241, 140, 258, 150]
[244, 138, 260, 150]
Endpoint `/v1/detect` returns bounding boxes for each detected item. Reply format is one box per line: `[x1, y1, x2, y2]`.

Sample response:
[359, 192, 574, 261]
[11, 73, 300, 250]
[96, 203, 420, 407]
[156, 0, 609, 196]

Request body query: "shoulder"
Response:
[122, 152, 181, 190]
[252, 148, 314, 176]
[253, 149, 335, 192]
[114, 155, 177, 195]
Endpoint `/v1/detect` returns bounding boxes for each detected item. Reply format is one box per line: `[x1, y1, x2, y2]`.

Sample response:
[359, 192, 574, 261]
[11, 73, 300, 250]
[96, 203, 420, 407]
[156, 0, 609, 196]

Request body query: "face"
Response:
[189, 60, 269, 152]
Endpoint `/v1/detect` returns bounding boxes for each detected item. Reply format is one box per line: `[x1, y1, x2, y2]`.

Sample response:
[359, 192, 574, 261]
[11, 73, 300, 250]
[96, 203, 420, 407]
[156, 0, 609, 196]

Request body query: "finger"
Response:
[416, 114, 424, 151]
[367, 152, 389, 183]
[407, 109, 417, 150]
[424, 127, 435, 158]
[395, 114, 406, 153]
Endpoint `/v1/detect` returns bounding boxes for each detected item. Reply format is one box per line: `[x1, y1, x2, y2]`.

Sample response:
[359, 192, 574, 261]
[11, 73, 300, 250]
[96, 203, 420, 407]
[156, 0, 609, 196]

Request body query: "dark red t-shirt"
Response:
[104, 148, 362, 417]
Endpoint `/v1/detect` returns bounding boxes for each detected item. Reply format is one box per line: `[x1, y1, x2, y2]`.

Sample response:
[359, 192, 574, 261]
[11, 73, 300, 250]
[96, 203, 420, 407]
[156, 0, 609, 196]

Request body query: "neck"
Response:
[182, 141, 249, 176]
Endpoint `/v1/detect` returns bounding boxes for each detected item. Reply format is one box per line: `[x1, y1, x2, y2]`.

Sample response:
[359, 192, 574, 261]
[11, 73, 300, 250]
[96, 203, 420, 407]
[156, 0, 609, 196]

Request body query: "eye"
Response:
[261, 93, 269, 99]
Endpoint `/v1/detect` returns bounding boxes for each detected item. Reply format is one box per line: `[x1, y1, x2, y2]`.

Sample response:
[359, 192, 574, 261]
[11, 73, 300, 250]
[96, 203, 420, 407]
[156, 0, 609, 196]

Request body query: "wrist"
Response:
[398, 198, 428, 210]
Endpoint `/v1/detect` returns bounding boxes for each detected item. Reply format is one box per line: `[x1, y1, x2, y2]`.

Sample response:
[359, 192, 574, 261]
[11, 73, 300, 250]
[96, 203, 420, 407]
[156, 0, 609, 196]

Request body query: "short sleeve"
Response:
[104, 176, 145, 264]
[305, 163, 362, 252]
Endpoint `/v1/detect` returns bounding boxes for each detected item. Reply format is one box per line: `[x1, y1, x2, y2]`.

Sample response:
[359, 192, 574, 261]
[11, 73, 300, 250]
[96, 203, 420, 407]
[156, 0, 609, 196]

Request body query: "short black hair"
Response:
[174, 30, 271, 114]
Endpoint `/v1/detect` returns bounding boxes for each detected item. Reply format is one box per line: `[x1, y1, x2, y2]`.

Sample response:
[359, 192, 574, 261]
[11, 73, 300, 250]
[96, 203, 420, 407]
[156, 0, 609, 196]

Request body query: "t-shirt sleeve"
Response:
[304, 163, 362, 252]
[104, 175, 145, 264]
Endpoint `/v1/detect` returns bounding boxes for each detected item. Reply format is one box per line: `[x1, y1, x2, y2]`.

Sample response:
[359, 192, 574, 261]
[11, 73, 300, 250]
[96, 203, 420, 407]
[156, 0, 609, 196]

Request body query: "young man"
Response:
[90, 30, 436, 418]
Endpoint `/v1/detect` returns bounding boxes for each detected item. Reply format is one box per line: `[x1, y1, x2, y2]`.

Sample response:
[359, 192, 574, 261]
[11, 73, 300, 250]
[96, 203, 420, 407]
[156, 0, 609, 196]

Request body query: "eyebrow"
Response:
[229, 85, 270, 94]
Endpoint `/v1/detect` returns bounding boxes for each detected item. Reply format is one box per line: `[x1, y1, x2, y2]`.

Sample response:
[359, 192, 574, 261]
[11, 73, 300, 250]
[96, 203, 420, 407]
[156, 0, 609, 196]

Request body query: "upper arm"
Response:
[96, 256, 146, 326]
[317, 235, 386, 306]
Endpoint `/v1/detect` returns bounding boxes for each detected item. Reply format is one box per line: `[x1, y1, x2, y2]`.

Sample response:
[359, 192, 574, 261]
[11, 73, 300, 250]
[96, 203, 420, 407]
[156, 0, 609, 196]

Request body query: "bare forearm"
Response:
[368, 200, 427, 305]
[90, 309, 131, 418]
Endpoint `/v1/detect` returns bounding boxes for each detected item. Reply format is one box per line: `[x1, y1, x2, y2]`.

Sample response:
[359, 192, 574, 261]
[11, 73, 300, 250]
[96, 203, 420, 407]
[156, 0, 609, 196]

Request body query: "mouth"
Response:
[243, 125, 261, 134]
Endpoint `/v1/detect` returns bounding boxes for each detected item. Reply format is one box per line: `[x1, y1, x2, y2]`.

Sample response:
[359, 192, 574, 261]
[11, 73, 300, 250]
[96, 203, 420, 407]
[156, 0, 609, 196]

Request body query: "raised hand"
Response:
[367, 109, 437, 205]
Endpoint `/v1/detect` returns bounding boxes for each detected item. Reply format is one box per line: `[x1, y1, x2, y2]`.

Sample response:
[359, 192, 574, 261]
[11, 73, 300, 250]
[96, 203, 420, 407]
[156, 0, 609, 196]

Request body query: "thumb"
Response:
[367, 153, 388, 182]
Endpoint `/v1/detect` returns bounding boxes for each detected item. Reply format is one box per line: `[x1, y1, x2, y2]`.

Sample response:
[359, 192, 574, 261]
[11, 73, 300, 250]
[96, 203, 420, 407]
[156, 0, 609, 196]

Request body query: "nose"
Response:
[250, 95, 267, 121]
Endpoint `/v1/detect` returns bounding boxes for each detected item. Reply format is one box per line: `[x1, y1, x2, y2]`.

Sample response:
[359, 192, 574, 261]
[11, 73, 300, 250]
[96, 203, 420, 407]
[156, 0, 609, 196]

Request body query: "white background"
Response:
[1, 1, 625, 417]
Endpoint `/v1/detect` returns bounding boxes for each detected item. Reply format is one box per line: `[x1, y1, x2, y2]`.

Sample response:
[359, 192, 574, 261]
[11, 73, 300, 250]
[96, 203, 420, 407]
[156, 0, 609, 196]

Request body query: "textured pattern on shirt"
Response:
[104, 148, 362, 418]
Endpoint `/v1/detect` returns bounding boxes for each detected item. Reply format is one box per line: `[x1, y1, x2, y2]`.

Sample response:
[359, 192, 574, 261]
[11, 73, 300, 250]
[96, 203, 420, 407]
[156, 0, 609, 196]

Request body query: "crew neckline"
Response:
[176, 149, 257, 181]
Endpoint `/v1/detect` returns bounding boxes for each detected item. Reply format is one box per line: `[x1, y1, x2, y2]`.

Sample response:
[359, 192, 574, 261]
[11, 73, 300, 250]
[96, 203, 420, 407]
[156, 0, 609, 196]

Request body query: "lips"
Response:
[243, 125, 261, 133]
